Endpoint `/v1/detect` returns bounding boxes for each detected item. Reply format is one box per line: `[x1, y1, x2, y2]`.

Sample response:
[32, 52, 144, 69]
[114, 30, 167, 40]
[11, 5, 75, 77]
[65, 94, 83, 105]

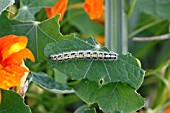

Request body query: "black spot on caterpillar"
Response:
[50, 50, 118, 62]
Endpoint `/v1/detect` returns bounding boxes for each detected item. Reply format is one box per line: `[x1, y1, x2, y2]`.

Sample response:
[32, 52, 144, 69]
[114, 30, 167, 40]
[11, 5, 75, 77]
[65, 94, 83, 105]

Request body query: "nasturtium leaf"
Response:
[135, 0, 170, 20]
[0, 90, 31, 113]
[29, 72, 74, 94]
[84, 109, 96, 113]
[0, 0, 15, 14]
[76, 80, 144, 113]
[53, 68, 68, 84]
[75, 105, 96, 113]
[44, 37, 145, 89]
[0, 13, 74, 62]
[15, 0, 58, 21]
[67, 0, 104, 35]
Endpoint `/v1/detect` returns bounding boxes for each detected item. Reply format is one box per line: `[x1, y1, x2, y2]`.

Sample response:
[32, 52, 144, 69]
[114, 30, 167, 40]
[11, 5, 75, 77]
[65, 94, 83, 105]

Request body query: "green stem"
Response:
[0, 89, 1, 104]
[7, 6, 12, 18]
[129, 19, 165, 38]
[127, 0, 136, 17]
[145, 59, 170, 77]
[105, 0, 128, 54]
[155, 74, 170, 92]
[153, 101, 170, 113]
[163, 101, 170, 110]
[67, 80, 80, 86]
[105, 0, 116, 51]
[152, 65, 170, 110]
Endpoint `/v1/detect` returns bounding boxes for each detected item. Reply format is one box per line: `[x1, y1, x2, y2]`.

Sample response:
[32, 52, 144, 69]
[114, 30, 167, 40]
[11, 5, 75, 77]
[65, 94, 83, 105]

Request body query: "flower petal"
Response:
[84, 0, 104, 20]
[45, 0, 69, 20]
[94, 36, 105, 45]
[0, 35, 28, 61]
[3, 48, 35, 66]
[164, 105, 170, 113]
[0, 66, 28, 89]
[0, 35, 34, 90]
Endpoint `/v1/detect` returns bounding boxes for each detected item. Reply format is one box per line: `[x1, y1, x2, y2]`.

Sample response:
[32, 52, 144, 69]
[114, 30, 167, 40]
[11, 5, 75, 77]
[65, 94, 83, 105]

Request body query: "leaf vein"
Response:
[25, 25, 35, 36]
[83, 60, 94, 79]
[37, 25, 56, 41]
[102, 61, 111, 82]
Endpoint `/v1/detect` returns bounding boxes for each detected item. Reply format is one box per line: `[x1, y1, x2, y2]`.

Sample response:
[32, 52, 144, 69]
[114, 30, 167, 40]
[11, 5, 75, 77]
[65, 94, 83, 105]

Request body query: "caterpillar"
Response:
[50, 50, 118, 62]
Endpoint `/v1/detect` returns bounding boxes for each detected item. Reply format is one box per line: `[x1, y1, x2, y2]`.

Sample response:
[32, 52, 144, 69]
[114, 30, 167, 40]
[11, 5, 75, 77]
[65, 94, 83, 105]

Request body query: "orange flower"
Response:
[0, 35, 35, 90]
[45, 0, 69, 20]
[84, 0, 104, 20]
[164, 105, 170, 113]
[94, 36, 105, 45]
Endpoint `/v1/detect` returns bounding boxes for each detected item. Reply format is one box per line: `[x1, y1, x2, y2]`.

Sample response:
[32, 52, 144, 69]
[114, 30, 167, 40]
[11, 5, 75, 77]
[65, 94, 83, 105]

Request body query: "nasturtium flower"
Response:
[84, 0, 104, 20]
[94, 36, 105, 45]
[45, 0, 69, 20]
[164, 105, 170, 113]
[0, 35, 35, 90]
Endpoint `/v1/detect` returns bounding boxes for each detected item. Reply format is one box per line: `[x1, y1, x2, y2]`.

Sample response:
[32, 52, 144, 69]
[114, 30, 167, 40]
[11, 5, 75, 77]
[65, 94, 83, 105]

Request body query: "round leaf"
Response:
[44, 37, 145, 89]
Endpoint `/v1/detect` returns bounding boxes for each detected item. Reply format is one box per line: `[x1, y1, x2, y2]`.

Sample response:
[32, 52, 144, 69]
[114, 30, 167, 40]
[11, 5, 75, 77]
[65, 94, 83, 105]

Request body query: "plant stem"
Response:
[145, 59, 170, 77]
[67, 3, 84, 10]
[129, 19, 165, 38]
[105, 0, 128, 54]
[133, 34, 170, 42]
[152, 65, 170, 111]
[0, 89, 1, 104]
[127, 0, 136, 17]
[105, 0, 116, 51]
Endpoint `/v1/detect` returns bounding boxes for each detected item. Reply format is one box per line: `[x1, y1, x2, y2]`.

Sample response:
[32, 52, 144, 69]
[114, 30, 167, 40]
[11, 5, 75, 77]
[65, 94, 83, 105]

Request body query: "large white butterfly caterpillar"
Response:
[50, 50, 118, 62]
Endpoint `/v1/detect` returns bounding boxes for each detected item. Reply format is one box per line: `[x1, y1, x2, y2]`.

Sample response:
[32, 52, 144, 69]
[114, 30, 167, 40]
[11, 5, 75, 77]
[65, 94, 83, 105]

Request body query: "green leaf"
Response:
[44, 37, 145, 89]
[15, 0, 58, 21]
[84, 109, 96, 113]
[74, 105, 96, 113]
[0, 90, 31, 113]
[75, 80, 145, 113]
[29, 72, 75, 94]
[0, 13, 74, 62]
[135, 0, 170, 20]
[53, 68, 68, 84]
[0, 0, 15, 13]
[66, 0, 104, 35]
